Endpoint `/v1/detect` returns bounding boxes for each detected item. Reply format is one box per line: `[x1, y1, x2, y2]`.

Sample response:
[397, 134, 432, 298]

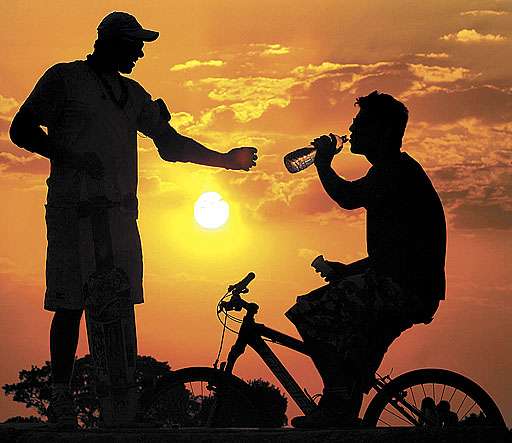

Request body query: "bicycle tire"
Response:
[363, 368, 506, 428]
[141, 367, 261, 427]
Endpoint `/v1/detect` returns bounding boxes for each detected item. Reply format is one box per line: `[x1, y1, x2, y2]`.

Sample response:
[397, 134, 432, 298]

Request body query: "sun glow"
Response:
[194, 192, 230, 229]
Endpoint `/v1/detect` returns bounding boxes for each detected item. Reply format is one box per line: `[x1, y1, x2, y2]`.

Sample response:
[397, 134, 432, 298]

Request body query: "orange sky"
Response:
[1, 0, 511, 425]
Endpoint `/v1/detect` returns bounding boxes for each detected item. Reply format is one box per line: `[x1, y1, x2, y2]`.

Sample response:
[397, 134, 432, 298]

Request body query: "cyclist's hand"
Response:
[322, 260, 349, 282]
[312, 134, 337, 168]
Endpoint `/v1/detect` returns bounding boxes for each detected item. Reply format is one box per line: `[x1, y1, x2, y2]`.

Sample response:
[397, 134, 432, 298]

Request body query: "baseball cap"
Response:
[97, 12, 159, 42]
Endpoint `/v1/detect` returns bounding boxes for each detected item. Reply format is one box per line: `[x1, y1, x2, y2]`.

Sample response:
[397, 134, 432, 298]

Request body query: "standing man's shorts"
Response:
[44, 204, 143, 311]
[286, 271, 428, 390]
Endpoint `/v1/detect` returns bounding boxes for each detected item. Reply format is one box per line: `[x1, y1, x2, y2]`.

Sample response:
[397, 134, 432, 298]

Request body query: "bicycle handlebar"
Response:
[227, 272, 255, 294]
[218, 272, 257, 314]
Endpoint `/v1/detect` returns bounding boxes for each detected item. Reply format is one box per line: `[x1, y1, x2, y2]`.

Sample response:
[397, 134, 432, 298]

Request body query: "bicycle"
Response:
[140, 272, 507, 429]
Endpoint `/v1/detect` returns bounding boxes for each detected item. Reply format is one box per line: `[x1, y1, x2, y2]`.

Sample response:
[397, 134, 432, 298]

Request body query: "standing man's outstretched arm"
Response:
[152, 123, 257, 171]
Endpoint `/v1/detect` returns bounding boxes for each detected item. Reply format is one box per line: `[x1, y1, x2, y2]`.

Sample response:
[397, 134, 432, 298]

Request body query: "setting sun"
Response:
[194, 192, 230, 229]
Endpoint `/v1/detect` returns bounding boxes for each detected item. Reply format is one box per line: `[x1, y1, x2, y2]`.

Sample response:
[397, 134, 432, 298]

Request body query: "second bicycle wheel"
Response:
[363, 368, 506, 428]
[141, 367, 260, 428]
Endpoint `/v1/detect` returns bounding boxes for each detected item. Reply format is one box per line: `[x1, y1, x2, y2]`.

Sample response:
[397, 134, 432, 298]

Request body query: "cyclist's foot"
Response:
[47, 390, 78, 430]
[291, 407, 360, 429]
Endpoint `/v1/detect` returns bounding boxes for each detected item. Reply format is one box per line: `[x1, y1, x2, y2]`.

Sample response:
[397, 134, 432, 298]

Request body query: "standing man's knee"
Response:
[52, 308, 83, 329]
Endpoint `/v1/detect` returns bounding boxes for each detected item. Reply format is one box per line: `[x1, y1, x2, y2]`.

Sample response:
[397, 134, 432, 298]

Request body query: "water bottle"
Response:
[283, 134, 348, 173]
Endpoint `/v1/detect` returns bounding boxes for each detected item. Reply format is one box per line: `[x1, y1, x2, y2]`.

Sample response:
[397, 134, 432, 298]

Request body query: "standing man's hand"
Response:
[312, 133, 338, 168]
[224, 147, 258, 171]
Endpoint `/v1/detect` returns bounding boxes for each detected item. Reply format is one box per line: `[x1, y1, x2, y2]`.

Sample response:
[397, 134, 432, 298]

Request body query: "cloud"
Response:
[408, 64, 472, 83]
[248, 43, 290, 56]
[185, 76, 296, 123]
[291, 61, 347, 78]
[460, 10, 509, 17]
[0, 117, 12, 137]
[0, 95, 18, 114]
[189, 76, 296, 102]
[170, 111, 196, 131]
[441, 29, 506, 43]
[405, 85, 512, 124]
[452, 203, 512, 230]
[415, 52, 450, 59]
[172, 56, 508, 168]
[170, 59, 225, 72]
[424, 146, 512, 231]
[180, 58, 486, 135]
[0, 152, 48, 174]
[179, 60, 458, 131]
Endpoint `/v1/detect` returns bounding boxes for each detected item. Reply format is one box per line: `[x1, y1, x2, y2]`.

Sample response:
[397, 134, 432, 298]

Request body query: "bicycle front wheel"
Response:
[141, 367, 260, 428]
[363, 368, 506, 428]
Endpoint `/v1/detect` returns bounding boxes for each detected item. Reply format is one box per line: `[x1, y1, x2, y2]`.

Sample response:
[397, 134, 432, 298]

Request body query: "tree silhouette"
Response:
[3, 357, 288, 428]
[247, 379, 288, 427]
[2, 362, 51, 419]
[3, 354, 173, 428]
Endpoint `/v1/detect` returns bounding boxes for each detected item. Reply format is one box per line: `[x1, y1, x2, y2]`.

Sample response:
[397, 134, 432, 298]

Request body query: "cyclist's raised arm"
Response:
[311, 134, 372, 210]
[317, 170, 372, 210]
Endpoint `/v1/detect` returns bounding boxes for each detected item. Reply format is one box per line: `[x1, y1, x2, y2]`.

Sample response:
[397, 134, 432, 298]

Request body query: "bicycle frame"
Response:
[219, 302, 426, 423]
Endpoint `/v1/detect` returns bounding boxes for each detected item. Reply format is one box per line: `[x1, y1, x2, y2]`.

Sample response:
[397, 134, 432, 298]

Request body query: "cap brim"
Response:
[134, 29, 159, 42]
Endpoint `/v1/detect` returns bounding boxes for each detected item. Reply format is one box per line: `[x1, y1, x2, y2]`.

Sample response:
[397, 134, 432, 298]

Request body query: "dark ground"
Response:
[1, 424, 511, 443]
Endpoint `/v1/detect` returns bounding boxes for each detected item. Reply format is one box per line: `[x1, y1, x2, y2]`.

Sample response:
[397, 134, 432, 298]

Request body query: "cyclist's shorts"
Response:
[285, 271, 431, 390]
[44, 205, 143, 311]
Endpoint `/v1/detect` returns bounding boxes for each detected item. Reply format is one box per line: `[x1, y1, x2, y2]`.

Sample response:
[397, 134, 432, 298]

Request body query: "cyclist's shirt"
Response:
[346, 152, 446, 309]
[20, 60, 167, 310]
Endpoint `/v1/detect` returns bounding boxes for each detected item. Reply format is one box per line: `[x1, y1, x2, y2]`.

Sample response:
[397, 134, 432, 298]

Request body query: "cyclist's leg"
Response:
[287, 276, 375, 427]
[287, 272, 417, 423]
[304, 335, 363, 416]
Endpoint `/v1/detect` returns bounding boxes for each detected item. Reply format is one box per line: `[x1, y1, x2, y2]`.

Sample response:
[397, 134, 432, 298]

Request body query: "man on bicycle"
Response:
[286, 91, 446, 428]
[9, 12, 257, 428]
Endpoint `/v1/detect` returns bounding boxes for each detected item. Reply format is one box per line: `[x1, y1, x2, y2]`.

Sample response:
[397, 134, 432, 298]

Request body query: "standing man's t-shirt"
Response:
[20, 60, 169, 310]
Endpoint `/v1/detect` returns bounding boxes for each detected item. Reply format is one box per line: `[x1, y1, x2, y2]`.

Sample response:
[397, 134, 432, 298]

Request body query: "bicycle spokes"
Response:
[377, 383, 490, 427]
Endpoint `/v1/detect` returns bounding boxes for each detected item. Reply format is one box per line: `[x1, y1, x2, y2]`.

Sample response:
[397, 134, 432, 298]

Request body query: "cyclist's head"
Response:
[349, 91, 408, 159]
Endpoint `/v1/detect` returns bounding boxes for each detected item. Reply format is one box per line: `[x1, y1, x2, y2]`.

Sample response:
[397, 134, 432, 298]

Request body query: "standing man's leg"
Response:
[50, 308, 83, 385]
[48, 308, 82, 427]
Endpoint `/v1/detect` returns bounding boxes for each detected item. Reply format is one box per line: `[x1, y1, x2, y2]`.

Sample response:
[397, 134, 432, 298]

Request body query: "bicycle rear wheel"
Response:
[141, 367, 260, 427]
[363, 368, 506, 428]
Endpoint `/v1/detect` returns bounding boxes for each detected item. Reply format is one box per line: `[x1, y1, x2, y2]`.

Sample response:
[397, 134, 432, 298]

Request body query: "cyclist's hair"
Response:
[355, 91, 409, 148]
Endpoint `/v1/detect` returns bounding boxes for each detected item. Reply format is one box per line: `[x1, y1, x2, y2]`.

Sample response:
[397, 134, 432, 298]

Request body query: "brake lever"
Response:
[218, 296, 243, 313]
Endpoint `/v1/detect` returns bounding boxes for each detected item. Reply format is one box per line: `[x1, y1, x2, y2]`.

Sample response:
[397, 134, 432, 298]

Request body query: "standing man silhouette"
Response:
[287, 91, 446, 428]
[10, 12, 257, 428]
